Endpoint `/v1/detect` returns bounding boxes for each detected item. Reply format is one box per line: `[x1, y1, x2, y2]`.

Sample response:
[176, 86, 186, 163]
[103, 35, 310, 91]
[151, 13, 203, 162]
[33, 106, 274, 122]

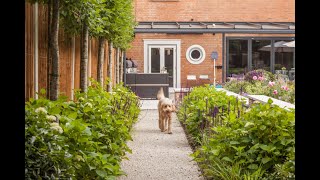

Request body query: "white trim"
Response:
[143, 39, 181, 88]
[71, 36, 75, 100]
[34, 3, 38, 99]
[186, 44, 206, 64]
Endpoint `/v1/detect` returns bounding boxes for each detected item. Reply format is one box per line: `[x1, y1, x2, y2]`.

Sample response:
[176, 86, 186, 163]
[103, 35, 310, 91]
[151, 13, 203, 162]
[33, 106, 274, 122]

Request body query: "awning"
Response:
[134, 22, 295, 34]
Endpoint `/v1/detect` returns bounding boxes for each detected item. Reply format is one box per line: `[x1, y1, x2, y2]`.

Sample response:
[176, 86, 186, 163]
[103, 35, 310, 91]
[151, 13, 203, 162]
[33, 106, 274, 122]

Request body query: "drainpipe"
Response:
[71, 36, 75, 100]
[34, 2, 39, 99]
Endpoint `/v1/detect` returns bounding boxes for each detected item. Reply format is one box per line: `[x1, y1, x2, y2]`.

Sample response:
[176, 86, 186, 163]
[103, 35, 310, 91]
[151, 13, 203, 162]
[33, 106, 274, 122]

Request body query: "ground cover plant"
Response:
[25, 80, 140, 179]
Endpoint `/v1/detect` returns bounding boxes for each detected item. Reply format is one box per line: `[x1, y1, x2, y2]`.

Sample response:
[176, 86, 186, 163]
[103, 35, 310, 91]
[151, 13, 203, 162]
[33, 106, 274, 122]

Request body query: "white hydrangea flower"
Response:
[65, 152, 72, 158]
[84, 102, 93, 108]
[35, 107, 47, 114]
[46, 115, 57, 122]
[50, 122, 59, 127]
[50, 123, 63, 134]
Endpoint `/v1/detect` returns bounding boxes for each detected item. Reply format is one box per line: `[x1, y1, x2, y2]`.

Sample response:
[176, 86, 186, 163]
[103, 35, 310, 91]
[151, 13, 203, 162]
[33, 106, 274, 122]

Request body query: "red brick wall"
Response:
[126, 33, 295, 86]
[126, 33, 223, 87]
[134, 0, 295, 22]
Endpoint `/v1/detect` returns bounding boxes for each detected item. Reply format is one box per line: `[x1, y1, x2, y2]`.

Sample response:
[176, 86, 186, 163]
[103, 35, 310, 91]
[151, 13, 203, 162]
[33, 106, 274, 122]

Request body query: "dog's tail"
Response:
[157, 87, 165, 100]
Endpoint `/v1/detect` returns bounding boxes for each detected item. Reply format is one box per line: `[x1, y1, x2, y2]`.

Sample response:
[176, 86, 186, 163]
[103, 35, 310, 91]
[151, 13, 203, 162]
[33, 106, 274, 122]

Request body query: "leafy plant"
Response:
[177, 85, 245, 147]
[25, 79, 140, 179]
[190, 99, 295, 179]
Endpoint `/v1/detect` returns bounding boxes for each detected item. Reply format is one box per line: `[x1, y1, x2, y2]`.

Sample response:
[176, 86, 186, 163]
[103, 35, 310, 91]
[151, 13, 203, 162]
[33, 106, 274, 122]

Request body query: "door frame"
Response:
[144, 39, 181, 90]
[148, 45, 176, 89]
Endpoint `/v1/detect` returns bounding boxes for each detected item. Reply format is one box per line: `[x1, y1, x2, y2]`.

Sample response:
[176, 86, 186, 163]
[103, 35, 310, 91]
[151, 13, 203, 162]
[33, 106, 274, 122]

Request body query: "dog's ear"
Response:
[161, 103, 165, 110]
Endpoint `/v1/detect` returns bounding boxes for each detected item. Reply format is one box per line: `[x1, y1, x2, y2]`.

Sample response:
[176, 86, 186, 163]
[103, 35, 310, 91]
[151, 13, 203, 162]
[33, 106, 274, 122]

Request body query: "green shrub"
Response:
[223, 80, 251, 94]
[177, 85, 245, 147]
[191, 99, 295, 179]
[25, 80, 140, 179]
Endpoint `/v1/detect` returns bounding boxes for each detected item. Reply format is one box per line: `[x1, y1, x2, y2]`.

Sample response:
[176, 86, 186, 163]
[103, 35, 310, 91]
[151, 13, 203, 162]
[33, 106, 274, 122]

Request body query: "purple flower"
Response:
[253, 76, 258, 80]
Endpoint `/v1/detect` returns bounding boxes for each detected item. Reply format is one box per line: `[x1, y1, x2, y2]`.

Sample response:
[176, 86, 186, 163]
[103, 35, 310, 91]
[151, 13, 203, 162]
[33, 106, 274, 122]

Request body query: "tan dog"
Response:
[157, 87, 176, 134]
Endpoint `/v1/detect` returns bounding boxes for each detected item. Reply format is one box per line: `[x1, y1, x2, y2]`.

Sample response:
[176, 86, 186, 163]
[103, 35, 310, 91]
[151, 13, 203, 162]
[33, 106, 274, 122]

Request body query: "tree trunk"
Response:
[80, 22, 89, 92]
[116, 47, 120, 84]
[49, 0, 60, 100]
[47, 0, 52, 99]
[97, 37, 105, 86]
[107, 41, 113, 92]
[119, 49, 123, 83]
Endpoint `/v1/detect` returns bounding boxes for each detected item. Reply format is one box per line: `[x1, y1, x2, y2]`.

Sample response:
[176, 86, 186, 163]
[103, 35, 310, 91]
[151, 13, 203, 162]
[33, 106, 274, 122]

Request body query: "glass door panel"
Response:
[151, 48, 160, 73]
[164, 48, 174, 87]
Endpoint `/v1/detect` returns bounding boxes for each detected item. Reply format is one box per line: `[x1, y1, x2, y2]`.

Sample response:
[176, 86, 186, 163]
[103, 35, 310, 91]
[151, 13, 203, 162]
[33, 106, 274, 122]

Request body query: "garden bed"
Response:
[25, 80, 141, 179]
[177, 85, 295, 179]
[224, 69, 295, 104]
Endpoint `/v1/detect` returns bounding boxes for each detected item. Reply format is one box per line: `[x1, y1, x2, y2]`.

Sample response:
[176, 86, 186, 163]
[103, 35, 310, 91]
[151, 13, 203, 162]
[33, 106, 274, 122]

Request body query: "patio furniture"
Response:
[289, 68, 295, 80]
[125, 73, 169, 99]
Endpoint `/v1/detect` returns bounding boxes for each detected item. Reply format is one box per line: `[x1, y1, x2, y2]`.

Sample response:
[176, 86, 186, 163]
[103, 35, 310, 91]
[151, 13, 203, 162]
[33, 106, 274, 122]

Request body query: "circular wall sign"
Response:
[186, 45, 206, 64]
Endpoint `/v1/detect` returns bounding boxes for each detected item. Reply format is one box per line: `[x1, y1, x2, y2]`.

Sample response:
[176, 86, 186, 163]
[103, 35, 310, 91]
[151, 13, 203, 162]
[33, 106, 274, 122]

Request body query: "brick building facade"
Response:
[126, 0, 295, 90]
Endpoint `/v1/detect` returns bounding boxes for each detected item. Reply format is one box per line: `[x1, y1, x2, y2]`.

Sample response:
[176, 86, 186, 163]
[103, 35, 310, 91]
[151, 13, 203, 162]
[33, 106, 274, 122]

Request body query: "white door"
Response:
[148, 45, 176, 91]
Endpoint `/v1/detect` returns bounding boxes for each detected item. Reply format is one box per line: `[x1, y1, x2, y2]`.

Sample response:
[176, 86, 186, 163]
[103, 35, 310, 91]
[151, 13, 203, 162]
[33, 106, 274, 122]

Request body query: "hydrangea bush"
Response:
[25, 80, 140, 179]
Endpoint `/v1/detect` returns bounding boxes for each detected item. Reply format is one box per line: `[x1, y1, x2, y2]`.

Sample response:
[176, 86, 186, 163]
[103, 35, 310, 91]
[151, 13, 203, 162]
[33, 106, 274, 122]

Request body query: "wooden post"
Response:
[71, 36, 75, 100]
[88, 37, 92, 86]
[120, 50, 124, 82]
[116, 47, 120, 84]
[34, 2, 39, 99]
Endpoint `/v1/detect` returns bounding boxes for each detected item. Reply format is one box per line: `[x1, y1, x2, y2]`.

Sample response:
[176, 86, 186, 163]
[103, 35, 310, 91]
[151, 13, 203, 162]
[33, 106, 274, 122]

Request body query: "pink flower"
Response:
[273, 90, 278, 95]
[258, 76, 264, 81]
[268, 81, 275, 87]
[253, 76, 258, 80]
[281, 86, 289, 91]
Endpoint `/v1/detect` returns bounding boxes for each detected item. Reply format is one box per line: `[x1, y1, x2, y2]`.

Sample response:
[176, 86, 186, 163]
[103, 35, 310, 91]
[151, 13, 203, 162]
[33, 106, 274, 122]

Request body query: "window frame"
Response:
[186, 44, 206, 64]
[226, 37, 295, 77]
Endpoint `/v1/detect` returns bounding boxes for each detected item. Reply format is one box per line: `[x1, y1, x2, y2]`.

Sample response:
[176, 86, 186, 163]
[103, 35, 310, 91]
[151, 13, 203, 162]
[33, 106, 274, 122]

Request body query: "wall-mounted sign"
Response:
[211, 51, 218, 60]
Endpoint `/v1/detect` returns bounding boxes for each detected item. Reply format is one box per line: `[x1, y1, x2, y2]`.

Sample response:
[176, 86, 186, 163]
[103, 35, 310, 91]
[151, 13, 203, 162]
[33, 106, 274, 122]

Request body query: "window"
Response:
[186, 45, 206, 64]
[228, 40, 248, 75]
[227, 37, 295, 78]
[274, 40, 294, 72]
[252, 40, 271, 71]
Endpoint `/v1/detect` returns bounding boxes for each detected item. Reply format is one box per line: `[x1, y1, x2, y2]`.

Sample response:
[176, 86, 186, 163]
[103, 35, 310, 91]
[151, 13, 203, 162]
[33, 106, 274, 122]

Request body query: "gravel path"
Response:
[118, 109, 204, 180]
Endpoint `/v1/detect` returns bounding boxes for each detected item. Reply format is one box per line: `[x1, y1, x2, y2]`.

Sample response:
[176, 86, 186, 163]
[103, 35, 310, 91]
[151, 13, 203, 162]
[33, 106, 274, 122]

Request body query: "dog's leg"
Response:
[164, 116, 168, 132]
[160, 114, 165, 132]
[158, 109, 162, 130]
[168, 115, 172, 134]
